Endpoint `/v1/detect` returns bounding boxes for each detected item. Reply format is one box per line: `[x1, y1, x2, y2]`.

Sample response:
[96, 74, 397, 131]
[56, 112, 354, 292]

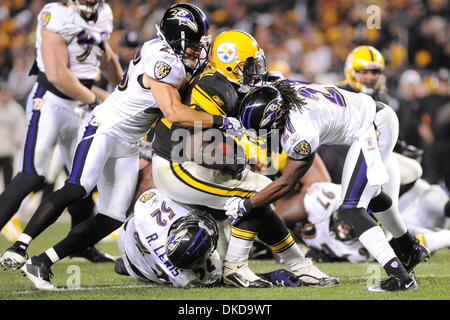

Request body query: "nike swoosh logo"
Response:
[405, 281, 414, 289]
[229, 274, 249, 287]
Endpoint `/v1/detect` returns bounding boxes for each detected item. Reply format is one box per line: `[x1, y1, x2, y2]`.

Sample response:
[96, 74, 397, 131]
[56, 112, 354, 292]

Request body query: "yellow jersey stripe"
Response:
[170, 162, 256, 198]
[192, 85, 226, 115]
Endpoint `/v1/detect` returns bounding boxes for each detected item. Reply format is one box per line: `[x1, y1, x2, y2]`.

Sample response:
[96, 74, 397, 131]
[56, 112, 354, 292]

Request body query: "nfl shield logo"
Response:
[154, 61, 172, 80]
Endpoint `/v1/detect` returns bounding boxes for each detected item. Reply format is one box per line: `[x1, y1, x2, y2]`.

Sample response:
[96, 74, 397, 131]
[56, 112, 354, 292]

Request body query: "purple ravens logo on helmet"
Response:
[169, 8, 198, 32]
[260, 97, 282, 128]
[166, 229, 188, 257]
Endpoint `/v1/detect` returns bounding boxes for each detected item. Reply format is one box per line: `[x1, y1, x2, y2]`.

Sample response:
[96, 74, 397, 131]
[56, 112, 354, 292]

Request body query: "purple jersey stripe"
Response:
[67, 121, 97, 185]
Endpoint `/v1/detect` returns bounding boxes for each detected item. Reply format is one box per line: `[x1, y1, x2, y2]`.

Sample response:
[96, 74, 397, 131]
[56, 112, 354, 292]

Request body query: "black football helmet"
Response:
[166, 210, 218, 269]
[158, 3, 211, 73]
[239, 86, 287, 134]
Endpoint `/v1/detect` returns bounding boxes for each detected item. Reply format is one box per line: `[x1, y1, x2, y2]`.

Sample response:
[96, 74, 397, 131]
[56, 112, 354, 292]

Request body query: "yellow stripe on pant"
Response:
[231, 226, 258, 241]
[170, 162, 256, 198]
[269, 233, 295, 253]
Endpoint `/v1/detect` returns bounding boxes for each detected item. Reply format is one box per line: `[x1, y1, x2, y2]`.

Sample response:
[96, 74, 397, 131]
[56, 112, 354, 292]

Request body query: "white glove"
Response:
[220, 116, 242, 132]
[224, 197, 252, 225]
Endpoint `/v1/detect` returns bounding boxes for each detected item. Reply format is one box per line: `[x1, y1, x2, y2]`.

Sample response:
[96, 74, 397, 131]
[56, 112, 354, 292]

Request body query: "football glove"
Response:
[224, 197, 252, 225]
[217, 116, 242, 131]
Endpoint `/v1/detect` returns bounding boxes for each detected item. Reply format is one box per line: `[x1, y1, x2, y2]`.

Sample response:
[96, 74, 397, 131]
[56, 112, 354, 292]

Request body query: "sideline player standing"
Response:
[0, 0, 123, 265]
[233, 82, 430, 292]
[1, 3, 240, 290]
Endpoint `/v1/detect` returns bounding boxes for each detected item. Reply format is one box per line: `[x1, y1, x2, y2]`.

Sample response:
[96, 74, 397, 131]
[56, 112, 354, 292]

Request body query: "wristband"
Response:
[212, 115, 224, 128]
[242, 198, 253, 212]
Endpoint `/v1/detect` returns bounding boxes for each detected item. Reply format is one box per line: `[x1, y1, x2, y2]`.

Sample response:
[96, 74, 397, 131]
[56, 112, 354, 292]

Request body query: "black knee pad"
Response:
[368, 190, 393, 213]
[337, 207, 378, 237]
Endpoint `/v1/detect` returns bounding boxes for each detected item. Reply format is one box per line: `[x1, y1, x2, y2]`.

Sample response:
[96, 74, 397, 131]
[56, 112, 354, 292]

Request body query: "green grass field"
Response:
[1, 221, 449, 302]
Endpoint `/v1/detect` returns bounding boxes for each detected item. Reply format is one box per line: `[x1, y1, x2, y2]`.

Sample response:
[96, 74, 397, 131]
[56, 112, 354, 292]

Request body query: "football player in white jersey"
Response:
[115, 188, 306, 288]
[0, 0, 123, 267]
[296, 182, 450, 263]
[231, 81, 431, 292]
[150, 30, 339, 288]
[115, 189, 222, 288]
[2, 3, 241, 291]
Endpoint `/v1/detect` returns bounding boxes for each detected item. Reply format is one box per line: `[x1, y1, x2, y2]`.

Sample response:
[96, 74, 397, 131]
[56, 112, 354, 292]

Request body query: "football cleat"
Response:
[0, 242, 28, 270]
[365, 275, 418, 292]
[70, 246, 116, 263]
[290, 258, 340, 287]
[402, 241, 431, 273]
[20, 258, 57, 291]
[222, 259, 273, 288]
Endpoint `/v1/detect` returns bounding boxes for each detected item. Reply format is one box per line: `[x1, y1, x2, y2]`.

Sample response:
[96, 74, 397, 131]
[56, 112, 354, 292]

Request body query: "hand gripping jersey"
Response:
[302, 182, 372, 263]
[92, 38, 188, 143]
[36, 2, 113, 80]
[117, 189, 222, 287]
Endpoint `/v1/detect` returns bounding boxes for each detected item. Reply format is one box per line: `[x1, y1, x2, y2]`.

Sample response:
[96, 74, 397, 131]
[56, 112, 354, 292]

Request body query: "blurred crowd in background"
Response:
[0, 0, 448, 189]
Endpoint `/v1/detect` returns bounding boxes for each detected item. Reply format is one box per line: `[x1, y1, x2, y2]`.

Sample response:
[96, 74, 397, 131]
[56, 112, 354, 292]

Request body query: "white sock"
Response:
[45, 248, 60, 264]
[17, 233, 32, 245]
[276, 244, 305, 269]
[372, 203, 408, 238]
[224, 237, 253, 262]
[359, 226, 397, 266]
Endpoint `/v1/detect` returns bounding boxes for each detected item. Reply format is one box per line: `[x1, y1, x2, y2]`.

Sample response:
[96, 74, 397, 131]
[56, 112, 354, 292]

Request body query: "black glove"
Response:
[88, 96, 101, 110]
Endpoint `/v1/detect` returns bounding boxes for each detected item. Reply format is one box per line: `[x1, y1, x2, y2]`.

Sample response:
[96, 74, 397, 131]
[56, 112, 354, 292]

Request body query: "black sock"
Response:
[23, 183, 86, 239]
[32, 253, 53, 269]
[53, 214, 122, 260]
[383, 257, 410, 279]
[393, 231, 416, 256]
[68, 194, 95, 228]
[14, 241, 29, 252]
[0, 172, 45, 229]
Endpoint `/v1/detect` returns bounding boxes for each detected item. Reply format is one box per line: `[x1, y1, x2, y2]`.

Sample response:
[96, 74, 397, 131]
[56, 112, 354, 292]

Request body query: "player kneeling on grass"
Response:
[115, 189, 302, 288]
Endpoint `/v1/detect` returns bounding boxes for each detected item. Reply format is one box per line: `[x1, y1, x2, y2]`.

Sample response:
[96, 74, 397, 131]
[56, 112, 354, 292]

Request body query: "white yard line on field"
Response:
[13, 284, 153, 294]
[12, 273, 450, 294]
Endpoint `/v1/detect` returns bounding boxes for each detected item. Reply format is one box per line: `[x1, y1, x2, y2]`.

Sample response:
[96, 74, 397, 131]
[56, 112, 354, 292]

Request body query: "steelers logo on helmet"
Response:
[260, 97, 282, 128]
[154, 61, 172, 80]
[169, 7, 198, 33]
[216, 41, 237, 65]
[293, 140, 311, 156]
[166, 229, 188, 257]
